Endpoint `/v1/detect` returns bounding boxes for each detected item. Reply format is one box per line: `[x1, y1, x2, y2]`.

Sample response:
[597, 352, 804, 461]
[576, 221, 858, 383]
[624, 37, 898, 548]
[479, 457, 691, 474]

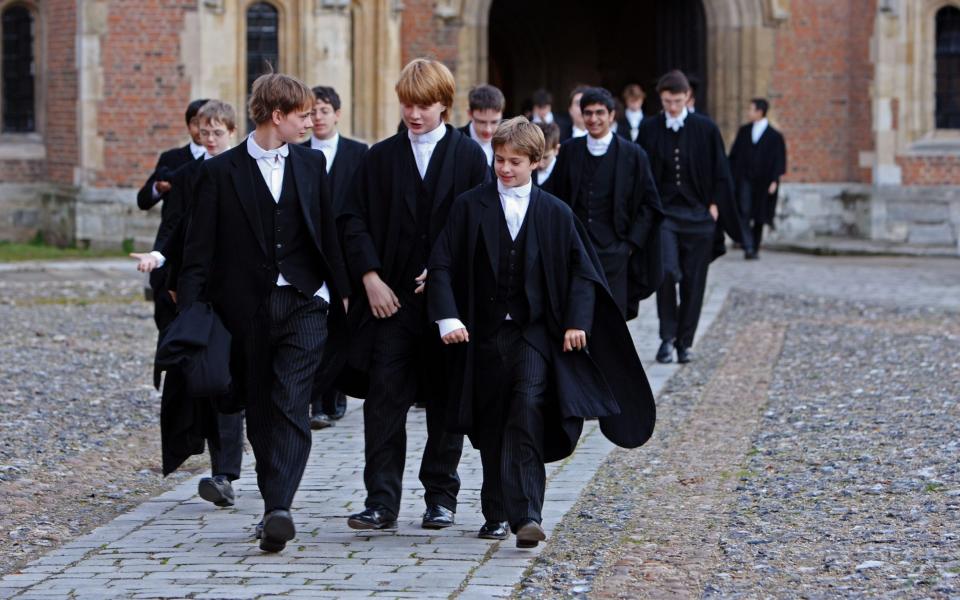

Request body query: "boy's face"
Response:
[532, 104, 551, 121]
[660, 91, 690, 118]
[569, 93, 584, 126]
[747, 102, 764, 122]
[401, 101, 446, 135]
[494, 142, 539, 188]
[188, 117, 202, 145]
[273, 106, 314, 144]
[311, 99, 340, 140]
[582, 103, 614, 139]
[198, 118, 235, 156]
[626, 97, 644, 112]
[468, 108, 502, 144]
[540, 144, 559, 167]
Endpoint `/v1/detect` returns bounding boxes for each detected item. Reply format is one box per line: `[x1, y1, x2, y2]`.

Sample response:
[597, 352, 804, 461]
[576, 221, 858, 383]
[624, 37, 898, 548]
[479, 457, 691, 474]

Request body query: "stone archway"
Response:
[448, 0, 786, 142]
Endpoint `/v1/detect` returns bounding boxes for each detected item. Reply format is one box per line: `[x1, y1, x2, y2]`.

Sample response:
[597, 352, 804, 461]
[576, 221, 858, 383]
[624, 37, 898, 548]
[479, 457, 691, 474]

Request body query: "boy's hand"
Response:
[414, 269, 427, 294]
[441, 328, 469, 345]
[709, 204, 719, 222]
[563, 329, 587, 352]
[363, 271, 400, 319]
[129, 252, 159, 273]
[768, 181, 778, 195]
[155, 180, 172, 194]
[168, 290, 177, 304]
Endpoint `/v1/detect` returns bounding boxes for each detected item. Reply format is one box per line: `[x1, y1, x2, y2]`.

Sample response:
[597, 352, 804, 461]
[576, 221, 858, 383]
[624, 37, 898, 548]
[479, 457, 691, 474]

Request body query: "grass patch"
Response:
[924, 483, 946, 493]
[0, 233, 131, 262]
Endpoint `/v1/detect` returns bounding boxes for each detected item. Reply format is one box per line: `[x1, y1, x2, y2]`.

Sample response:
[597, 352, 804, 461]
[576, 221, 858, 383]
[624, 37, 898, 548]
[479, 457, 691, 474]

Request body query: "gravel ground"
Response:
[0, 276, 211, 577]
[517, 289, 960, 598]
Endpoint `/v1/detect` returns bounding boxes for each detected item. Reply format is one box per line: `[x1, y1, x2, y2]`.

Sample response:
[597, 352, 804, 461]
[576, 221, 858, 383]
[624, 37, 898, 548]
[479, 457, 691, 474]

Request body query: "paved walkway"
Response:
[0, 273, 726, 599]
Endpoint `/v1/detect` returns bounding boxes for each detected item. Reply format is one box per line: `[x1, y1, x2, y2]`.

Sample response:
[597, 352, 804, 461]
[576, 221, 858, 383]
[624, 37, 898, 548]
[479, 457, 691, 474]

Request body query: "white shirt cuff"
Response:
[437, 318, 466, 338]
[149, 251, 166, 268]
[314, 282, 331, 304]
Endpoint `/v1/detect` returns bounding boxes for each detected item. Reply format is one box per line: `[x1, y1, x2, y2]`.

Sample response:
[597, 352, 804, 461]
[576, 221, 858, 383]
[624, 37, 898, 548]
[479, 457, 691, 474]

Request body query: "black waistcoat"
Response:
[658, 127, 712, 227]
[474, 207, 529, 339]
[575, 146, 618, 248]
[250, 155, 325, 298]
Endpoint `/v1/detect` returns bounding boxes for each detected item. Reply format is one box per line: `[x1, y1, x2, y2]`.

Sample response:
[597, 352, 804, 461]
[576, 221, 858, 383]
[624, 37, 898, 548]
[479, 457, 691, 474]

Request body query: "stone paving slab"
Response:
[0, 280, 727, 599]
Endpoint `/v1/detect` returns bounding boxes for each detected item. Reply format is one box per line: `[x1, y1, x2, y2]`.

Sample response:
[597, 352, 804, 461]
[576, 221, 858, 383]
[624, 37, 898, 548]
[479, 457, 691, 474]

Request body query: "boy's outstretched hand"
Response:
[563, 329, 587, 352]
[442, 328, 470, 345]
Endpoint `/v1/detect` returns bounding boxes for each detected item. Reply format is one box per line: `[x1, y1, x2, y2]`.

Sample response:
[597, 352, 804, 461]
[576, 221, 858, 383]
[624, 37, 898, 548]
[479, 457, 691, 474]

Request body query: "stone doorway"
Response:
[487, 0, 708, 117]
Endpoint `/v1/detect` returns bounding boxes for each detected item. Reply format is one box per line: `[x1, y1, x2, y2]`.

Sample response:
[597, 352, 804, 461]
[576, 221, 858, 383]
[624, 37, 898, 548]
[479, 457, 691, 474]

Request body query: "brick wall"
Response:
[95, 0, 194, 189]
[45, 0, 80, 185]
[400, 0, 459, 72]
[770, 0, 875, 184]
[897, 155, 960, 185]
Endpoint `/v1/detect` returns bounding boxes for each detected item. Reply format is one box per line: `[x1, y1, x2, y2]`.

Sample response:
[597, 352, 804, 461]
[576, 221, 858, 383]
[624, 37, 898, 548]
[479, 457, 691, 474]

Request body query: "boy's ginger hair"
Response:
[492, 117, 545, 163]
[395, 58, 456, 121]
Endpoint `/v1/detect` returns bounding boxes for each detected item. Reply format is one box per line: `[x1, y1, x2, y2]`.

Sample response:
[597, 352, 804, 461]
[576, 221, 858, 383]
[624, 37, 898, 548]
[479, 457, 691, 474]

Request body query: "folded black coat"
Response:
[154, 302, 233, 476]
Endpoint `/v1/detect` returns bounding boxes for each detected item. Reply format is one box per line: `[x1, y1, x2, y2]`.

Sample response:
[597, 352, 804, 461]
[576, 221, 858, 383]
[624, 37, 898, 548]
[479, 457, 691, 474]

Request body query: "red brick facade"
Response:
[898, 155, 960, 186]
[44, 0, 79, 185]
[399, 0, 460, 71]
[96, 0, 194, 188]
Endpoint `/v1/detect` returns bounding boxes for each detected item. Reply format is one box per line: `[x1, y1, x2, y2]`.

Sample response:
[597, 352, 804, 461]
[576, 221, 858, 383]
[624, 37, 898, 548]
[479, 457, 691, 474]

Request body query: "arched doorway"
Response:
[487, 0, 707, 117]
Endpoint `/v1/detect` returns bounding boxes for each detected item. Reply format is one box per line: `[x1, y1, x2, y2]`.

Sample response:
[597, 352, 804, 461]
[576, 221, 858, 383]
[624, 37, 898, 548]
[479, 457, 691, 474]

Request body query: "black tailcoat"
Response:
[615, 114, 643, 143]
[554, 112, 574, 142]
[428, 182, 656, 462]
[137, 144, 195, 211]
[300, 135, 369, 214]
[177, 142, 350, 406]
[335, 125, 490, 396]
[638, 112, 744, 255]
[157, 157, 204, 292]
[544, 134, 664, 318]
[728, 123, 787, 225]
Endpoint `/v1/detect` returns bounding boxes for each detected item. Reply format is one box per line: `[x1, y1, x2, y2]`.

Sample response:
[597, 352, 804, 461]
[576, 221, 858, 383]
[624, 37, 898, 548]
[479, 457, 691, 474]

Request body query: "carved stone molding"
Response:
[764, 0, 790, 26]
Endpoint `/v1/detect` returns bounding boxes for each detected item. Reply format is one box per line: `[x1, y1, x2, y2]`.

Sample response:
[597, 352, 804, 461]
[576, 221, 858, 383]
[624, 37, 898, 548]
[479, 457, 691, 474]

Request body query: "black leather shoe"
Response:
[347, 507, 398, 530]
[478, 520, 510, 540]
[259, 509, 295, 553]
[677, 346, 693, 364]
[745, 251, 759, 260]
[310, 413, 333, 430]
[421, 504, 455, 529]
[255, 520, 264, 539]
[514, 519, 546, 548]
[656, 340, 674, 364]
[328, 395, 347, 420]
[198, 475, 235, 507]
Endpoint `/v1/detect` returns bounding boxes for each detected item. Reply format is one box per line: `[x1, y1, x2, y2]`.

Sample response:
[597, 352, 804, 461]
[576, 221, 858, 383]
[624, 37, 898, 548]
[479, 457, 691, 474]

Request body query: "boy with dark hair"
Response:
[338, 58, 488, 532]
[728, 97, 787, 259]
[459, 84, 505, 168]
[638, 70, 742, 364]
[428, 116, 656, 547]
[303, 84, 369, 428]
[136, 98, 209, 331]
[616, 83, 645, 143]
[177, 73, 351, 553]
[544, 86, 662, 319]
[534, 122, 560, 187]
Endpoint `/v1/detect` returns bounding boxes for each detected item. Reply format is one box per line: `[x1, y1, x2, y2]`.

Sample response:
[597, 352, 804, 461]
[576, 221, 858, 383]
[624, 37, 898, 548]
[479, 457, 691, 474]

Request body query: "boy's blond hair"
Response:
[395, 58, 456, 121]
[197, 100, 237, 132]
[492, 117, 545, 163]
[248, 73, 314, 126]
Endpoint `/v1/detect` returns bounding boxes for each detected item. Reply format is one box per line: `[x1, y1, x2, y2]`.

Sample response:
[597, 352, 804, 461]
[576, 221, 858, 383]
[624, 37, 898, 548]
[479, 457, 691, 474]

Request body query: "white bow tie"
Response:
[666, 116, 685, 132]
[502, 189, 529, 200]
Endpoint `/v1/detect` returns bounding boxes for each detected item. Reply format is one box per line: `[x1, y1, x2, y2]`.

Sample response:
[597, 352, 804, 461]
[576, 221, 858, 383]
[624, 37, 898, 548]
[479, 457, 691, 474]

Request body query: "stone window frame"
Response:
[0, 0, 44, 159]
[909, 0, 960, 153]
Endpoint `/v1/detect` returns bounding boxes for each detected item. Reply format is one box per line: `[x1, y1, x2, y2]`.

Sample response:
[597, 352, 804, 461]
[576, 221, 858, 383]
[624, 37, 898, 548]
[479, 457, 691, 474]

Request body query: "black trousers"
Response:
[246, 286, 329, 512]
[657, 227, 714, 349]
[150, 268, 177, 333]
[739, 179, 768, 253]
[208, 411, 245, 480]
[475, 323, 549, 528]
[310, 383, 346, 417]
[363, 311, 463, 517]
[594, 240, 631, 318]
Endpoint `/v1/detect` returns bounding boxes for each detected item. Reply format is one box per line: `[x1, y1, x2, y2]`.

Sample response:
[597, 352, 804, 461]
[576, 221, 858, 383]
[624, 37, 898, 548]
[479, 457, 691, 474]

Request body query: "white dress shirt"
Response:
[537, 155, 557, 186]
[532, 111, 555, 125]
[751, 118, 769, 144]
[310, 132, 339, 173]
[469, 121, 494, 167]
[572, 126, 588, 138]
[436, 179, 532, 338]
[666, 107, 689, 132]
[586, 130, 614, 157]
[626, 108, 643, 140]
[247, 134, 330, 303]
[409, 122, 447, 179]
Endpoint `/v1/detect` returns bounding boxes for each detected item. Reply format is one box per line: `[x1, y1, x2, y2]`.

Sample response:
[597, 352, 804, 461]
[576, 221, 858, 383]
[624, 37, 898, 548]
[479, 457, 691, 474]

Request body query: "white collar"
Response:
[665, 108, 689, 131]
[408, 121, 446, 145]
[533, 111, 554, 125]
[752, 118, 769, 134]
[586, 130, 614, 156]
[202, 151, 214, 161]
[311, 132, 339, 149]
[189, 141, 205, 159]
[572, 126, 588, 138]
[497, 179, 532, 199]
[247, 133, 289, 160]
[626, 108, 644, 127]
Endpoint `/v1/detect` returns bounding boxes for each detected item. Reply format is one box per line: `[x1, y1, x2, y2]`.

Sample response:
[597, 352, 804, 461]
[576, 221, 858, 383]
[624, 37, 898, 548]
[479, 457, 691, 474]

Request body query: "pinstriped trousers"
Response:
[245, 285, 328, 513]
[475, 322, 549, 527]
